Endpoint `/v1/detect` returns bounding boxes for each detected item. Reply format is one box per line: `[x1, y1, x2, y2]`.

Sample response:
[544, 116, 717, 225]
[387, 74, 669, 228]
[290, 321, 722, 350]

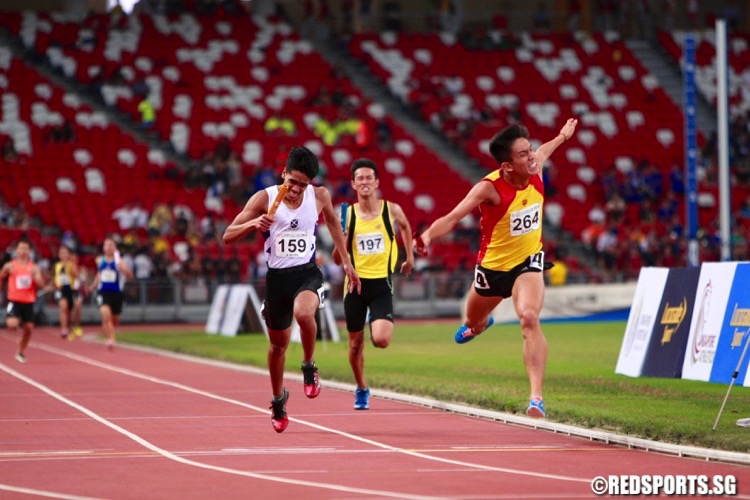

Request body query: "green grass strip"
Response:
[118, 320, 750, 453]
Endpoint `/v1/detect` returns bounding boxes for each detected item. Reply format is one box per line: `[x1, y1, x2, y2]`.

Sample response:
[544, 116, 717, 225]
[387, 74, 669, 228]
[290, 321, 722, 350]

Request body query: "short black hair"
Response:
[350, 158, 379, 180]
[488, 124, 529, 164]
[285, 146, 319, 180]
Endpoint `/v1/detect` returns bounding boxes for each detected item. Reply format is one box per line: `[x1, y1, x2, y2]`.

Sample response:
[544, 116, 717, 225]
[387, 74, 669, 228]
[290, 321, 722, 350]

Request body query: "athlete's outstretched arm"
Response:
[223, 190, 271, 244]
[417, 181, 499, 255]
[534, 118, 578, 169]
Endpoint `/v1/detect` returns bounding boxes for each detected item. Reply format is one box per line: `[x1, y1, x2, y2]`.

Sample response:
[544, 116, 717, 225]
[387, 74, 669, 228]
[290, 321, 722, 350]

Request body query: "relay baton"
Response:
[340, 202, 348, 232]
[268, 185, 288, 216]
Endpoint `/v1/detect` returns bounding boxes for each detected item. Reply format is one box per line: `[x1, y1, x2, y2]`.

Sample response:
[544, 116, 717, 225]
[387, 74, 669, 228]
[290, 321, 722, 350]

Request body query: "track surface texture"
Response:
[1, 327, 748, 499]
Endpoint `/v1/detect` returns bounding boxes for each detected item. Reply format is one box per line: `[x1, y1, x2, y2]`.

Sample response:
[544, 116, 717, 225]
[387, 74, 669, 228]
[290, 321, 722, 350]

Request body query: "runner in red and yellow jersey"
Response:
[0, 240, 46, 363]
[415, 118, 578, 418]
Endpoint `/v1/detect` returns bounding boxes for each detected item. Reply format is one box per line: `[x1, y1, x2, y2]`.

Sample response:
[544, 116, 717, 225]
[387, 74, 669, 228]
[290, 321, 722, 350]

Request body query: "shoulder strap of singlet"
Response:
[346, 204, 356, 268]
[381, 200, 394, 243]
[382, 201, 395, 279]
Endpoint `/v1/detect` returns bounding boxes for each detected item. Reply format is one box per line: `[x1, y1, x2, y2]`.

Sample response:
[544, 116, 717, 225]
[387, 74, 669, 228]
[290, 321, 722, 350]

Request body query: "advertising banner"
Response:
[681, 262, 738, 381]
[615, 267, 670, 377]
[709, 263, 750, 385]
[640, 267, 701, 378]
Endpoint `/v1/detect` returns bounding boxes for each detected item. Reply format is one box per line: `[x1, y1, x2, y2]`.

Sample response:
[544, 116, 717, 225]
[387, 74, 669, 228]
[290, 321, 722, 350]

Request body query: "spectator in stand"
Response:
[383, 1, 402, 31]
[686, 0, 699, 29]
[2, 137, 18, 162]
[148, 202, 174, 236]
[738, 195, 750, 223]
[133, 249, 154, 280]
[622, 241, 644, 280]
[374, 118, 394, 151]
[61, 230, 80, 253]
[253, 164, 279, 193]
[199, 212, 218, 242]
[47, 119, 76, 143]
[137, 95, 156, 130]
[264, 114, 298, 137]
[112, 201, 149, 231]
[182, 251, 204, 284]
[546, 250, 568, 286]
[604, 192, 626, 221]
[225, 248, 243, 283]
[656, 191, 679, 223]
[596, 222, 620, 278]
[532, 2, 551, 31]
[0, 200, 10, 225]
[643, 161, 664, 202]
[567, 0, 582, 31]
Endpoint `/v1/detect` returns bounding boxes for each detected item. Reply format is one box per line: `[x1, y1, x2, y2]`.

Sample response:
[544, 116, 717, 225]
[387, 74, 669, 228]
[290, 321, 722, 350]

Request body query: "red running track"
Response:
[1, 327, 748, 499]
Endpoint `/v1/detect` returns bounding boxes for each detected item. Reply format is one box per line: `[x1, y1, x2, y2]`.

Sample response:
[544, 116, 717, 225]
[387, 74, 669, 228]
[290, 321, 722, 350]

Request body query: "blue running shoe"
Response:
[454, 316, 495, 344]
[526, 396, 546, 418]
[353, 387, 370, 410]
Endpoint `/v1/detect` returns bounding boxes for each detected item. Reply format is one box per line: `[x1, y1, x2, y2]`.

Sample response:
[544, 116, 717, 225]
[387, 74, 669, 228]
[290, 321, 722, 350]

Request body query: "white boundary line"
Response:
[0, 484, 101, 500]
[90, 340, 750, 466]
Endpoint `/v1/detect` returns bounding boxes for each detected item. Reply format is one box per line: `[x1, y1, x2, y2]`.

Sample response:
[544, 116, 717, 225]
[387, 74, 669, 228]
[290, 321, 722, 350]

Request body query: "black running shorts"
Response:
[473, 251, 552, 298]
[344, 277, 394, 332]
[97, 290, 124, 315]
[263, 262, 325, 331]
[55, 286, 74, 310]
[6, 301, 35, 324]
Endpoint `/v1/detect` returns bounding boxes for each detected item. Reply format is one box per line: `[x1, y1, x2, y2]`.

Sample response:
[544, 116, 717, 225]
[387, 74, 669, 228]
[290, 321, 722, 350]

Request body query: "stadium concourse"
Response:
[1, 1, 750, 290]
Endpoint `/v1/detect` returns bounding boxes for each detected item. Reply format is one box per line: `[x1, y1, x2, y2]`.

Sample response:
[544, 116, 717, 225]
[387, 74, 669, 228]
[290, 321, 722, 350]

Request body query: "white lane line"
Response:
[29, 343, 590, 485]
[0, 484, 102, 500]
[0, 362, 440, 500]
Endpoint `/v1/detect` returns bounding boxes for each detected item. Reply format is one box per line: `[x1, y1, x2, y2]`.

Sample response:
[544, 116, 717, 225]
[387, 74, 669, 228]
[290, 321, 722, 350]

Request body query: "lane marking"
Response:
[0, 446, 606, 461]
[0, 484, 101, 500]
[0, 362, 439, 500]
[21, 343, 590, 484]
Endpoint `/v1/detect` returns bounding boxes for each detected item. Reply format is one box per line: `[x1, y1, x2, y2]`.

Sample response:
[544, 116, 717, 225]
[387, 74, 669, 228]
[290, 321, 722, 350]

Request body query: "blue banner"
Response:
[683, 34, 699, 267]
[709, 263, 750, 385]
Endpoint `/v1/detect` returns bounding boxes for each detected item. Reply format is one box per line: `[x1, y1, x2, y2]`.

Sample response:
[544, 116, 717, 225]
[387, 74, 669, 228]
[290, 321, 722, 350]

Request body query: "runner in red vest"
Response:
[0, 240, 46, 363]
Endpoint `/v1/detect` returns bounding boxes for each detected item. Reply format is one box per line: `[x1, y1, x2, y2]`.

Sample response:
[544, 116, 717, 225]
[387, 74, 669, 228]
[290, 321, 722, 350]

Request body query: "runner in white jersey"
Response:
[263, 183, 319, 269]
[223, 146, 361, 433]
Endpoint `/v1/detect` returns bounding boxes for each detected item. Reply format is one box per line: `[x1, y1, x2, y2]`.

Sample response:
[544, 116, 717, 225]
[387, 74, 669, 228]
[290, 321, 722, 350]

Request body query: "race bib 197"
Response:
[356, 233, 385, 255]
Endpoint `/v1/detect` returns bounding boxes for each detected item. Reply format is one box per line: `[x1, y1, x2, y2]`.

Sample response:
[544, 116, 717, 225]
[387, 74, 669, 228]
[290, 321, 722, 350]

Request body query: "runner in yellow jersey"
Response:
[415, 118, 578, 418]
[53, 245, 79, 340]
[334, 158, 415, 410]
